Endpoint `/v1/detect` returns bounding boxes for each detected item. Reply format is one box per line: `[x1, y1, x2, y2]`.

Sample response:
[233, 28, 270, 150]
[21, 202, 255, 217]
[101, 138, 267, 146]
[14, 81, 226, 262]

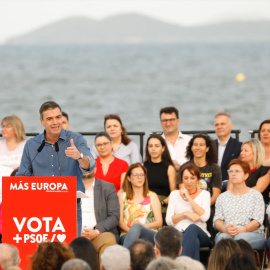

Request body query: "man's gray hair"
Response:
[0, 244, 20, 270]
[101, 245, 130, 270]
[214, 111, 232, 123]
[146, 257, 179, 270]
[154, 226, 182, 259]
[61, 258, 91, 270]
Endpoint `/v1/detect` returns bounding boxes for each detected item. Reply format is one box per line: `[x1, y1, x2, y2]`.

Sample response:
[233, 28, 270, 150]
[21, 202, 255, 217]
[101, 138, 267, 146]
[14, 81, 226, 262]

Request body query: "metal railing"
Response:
[1, 130, 243, 156]
[249, 130, 258, 138]
[150, 130, 241, 141]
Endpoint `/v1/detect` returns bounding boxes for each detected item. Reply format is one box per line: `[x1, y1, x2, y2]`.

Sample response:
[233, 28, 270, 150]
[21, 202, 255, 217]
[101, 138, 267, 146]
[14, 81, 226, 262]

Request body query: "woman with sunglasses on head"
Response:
[91, 114, 142, 165]
[214, 159, 265, 250]
[166, 162, 211, 261]
[118, 163, 162, 248]
[227, 138, 270, 204]
[94, 132, 129, 192]
[143, 134, 177, 212]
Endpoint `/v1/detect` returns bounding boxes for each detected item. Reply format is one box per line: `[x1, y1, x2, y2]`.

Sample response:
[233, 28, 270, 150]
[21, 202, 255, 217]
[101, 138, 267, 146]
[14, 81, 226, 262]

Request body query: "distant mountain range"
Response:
[6, 13, 270, 44]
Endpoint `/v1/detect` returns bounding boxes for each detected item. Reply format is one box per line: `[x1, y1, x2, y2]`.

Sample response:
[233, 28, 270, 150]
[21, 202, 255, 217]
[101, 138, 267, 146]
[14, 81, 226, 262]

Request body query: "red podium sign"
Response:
[2, 176, 77, 270]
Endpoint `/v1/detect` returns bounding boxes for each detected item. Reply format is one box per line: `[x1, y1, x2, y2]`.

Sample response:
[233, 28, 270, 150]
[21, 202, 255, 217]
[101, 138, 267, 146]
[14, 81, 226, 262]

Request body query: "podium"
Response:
[2, 176, 77, 270]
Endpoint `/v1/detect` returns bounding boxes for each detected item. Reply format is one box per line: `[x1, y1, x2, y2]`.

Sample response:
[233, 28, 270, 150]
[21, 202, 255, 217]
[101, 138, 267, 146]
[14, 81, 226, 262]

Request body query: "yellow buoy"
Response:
[236, 73, 245, 82]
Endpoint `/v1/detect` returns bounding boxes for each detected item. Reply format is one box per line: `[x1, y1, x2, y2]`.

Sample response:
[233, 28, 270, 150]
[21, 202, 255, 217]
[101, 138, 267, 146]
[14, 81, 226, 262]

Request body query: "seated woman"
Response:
[143, 134, 177, 212]
[178, 134, 222, 207]
[166, 163, 211, 261]
[227, 138, 270, 204]
[118, 163, 162, 248]
[214, 159, 265, 250]
[94, 132, 129, 192]
[91, 114, 142, 165]
[258, 119, 270, 166]
[0, 115, 26, 238]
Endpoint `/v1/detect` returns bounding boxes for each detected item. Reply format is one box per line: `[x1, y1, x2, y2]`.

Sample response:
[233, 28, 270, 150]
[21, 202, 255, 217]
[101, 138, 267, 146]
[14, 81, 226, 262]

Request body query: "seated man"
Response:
[154, 225, 182, 259]
[81, 169, 120, 262]
[62, 111, 70, 130]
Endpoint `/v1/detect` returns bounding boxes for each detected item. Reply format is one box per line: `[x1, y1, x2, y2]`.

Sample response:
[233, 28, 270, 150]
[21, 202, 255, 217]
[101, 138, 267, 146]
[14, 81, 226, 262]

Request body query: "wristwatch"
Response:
[161, 200, 166, 207]
[77, 152, 83, 160]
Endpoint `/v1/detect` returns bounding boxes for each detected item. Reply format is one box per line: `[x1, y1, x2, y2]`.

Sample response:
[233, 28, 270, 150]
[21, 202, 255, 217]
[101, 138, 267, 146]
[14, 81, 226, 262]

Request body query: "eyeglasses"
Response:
[131, 173, 145, 178]
[95, 142, 110, 149]
[160, 118, 178, 124]
[227, 169, 243, 174]
[1, 124, 11, 129]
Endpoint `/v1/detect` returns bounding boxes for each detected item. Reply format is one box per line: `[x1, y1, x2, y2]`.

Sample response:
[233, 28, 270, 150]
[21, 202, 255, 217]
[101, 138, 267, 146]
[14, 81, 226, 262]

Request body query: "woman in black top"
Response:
[144, 134, 177, 212]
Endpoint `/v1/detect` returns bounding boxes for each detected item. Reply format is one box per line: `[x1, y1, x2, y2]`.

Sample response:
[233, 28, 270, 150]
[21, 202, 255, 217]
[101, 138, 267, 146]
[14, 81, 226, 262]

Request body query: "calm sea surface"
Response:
[0, 42, 269, 147]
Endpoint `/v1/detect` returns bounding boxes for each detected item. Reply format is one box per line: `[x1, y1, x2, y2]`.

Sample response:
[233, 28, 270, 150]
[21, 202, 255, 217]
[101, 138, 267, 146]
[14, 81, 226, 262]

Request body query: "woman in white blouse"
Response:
[166, 162, 211, 261]
[91, 114, 142, 165]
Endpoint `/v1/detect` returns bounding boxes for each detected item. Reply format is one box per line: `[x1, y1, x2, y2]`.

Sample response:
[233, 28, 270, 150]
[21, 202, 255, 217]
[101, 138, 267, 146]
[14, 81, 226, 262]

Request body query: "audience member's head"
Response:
[128, 239, 155, 270]
[62, 112, 70, 130]
[224, 253, 257, 270]
[101, 245, 130, 270]
[175, 256, 205, 270]
[207, 238, 241, 270]
[236, 239, 256, 260]
[61, 258, 91, 270]
[154, 226, 182, 259]
[146, 257, 179, 270]
[30, 242, 74, 270]
[214, 111, 233, 141]
[1, 114, 26, 142]
[69, 237, 99, 270]
[0, 244, 20, 270]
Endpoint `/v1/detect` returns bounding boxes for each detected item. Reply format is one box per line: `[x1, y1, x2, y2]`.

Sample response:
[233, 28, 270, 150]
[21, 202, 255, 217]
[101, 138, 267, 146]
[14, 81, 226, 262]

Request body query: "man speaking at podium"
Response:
[16, 101, 96, 236]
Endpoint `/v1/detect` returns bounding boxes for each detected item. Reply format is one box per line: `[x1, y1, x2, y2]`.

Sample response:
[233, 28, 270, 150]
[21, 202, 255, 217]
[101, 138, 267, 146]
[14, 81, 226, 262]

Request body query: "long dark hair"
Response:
[144, 134, 174, 167]
[186, 134, 217, 164]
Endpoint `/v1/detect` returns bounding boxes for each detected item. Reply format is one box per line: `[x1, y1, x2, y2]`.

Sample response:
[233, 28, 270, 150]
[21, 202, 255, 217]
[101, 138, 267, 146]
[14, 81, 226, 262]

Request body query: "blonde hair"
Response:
[1, 115, 26, 142]
[242, 138, 265, 169]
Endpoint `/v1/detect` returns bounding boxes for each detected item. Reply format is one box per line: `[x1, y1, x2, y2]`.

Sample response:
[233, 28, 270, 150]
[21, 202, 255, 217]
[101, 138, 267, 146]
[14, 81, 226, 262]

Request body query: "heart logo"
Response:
[57, 234, 66, 242]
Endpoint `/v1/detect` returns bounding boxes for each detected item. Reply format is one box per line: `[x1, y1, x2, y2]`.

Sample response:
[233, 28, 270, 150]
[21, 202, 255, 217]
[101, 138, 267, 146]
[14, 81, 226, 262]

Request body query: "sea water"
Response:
[0, 42, 269, 147]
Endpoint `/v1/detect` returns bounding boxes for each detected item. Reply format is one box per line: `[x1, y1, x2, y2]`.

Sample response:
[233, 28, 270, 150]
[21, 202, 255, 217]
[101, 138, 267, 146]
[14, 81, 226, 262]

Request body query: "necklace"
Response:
[189, 188, 197, 195]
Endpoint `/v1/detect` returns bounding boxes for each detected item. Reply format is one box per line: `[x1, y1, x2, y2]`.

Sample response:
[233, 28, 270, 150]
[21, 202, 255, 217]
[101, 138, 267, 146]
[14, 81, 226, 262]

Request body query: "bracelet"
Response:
[95, 229, 100, 237]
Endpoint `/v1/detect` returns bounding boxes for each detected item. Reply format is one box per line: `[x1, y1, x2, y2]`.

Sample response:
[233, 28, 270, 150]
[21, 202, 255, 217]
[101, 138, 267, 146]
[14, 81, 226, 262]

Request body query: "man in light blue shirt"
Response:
[17, 101, 96, 236]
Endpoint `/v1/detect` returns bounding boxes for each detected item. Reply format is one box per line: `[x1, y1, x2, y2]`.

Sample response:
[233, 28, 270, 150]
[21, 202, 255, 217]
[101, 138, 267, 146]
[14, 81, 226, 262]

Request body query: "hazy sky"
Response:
[1, 0, 270, 43]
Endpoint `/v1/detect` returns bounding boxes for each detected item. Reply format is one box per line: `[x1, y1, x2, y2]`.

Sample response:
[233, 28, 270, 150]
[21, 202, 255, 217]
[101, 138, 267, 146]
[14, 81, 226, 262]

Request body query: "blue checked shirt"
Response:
[16, 129, 96, 192]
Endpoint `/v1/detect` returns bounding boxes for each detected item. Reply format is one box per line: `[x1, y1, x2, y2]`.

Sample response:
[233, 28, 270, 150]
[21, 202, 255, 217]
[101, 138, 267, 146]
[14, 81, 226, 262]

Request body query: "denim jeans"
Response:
[215, 232, 265, 250]
[181, 224, 211, 261]
[119, 223, 156, 248]
[77, 202, 82, 237]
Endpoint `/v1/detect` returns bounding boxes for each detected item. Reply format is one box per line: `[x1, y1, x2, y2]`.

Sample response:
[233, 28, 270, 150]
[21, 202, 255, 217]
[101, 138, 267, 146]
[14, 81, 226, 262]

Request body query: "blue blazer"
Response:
[215, 137, 242, 181]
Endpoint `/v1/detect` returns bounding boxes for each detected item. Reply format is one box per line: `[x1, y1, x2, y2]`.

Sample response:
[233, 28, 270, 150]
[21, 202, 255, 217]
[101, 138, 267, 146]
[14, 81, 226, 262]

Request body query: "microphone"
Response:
[23, 140, 45, 176]
[55, 142, 61, 176]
